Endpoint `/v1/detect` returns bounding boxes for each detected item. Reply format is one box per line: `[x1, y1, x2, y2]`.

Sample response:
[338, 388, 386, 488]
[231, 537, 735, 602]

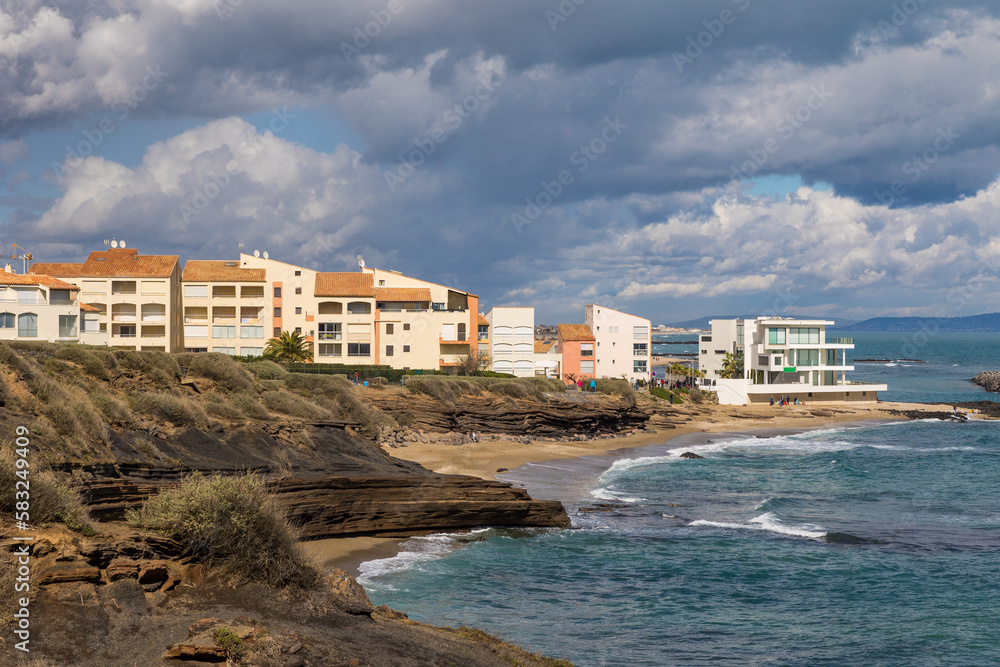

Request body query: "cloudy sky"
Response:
[3, 0, 1000, 324]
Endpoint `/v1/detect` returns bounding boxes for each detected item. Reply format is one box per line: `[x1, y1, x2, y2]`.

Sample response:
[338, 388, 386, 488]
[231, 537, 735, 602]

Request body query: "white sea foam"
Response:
[589, 487, 645, 503]
[357, 530, 489, 584]
[688, 512, 827, 540]
[885, 362, 898, 367]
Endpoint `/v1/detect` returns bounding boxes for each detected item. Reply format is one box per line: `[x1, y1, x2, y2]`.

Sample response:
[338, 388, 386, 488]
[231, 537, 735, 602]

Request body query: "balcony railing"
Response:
[827, 337, 854, 344]
[50, 298, 76, 305]
[318, 332, 342, 341]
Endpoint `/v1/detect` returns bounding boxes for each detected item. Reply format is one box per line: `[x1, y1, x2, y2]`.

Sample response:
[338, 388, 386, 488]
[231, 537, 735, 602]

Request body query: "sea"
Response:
[358, 332, 1000, 666]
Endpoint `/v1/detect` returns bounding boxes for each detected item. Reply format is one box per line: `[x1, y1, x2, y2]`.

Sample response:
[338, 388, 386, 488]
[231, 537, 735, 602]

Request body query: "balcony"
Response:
[440, 336, 469, 344]
[827, 337, 854, 345]
[50, 298, 76, 306]
[318, 332, 342, 341]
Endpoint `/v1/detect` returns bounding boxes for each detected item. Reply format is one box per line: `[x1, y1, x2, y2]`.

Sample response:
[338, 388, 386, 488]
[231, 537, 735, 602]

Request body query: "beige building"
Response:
[0, 268, 83, 343]
[31, 248, 183, 351]
[486, 307, 535, 377]
[585, 304, 652, 384]
[181, 261, 269, 355]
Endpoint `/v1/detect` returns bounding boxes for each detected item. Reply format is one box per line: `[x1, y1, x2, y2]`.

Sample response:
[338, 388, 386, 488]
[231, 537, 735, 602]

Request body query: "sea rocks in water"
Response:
[972, 371, 1000, 393]
[679, 452, 704, 459]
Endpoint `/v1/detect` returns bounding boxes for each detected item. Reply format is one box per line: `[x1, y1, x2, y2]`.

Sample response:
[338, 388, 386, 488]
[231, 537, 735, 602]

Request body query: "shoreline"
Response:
[316, 400, 954, 575]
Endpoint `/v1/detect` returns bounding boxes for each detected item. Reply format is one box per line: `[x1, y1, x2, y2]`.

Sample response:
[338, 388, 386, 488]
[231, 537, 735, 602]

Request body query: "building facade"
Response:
[585, 304, 652, 384]
[700, 317, 888, 404]
[181, 260, 269, 355]
[31, 248, 183, 351]
[0, 269, 83, 344]
[556, 323, 595, 385]
[486, 307, 535, 377]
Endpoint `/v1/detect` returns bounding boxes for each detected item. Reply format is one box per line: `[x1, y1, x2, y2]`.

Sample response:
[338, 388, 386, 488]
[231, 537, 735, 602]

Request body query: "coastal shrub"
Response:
[90, 390, 137, 426]
[0, 460, 92, 532]
[261, 391, 332, 420]
[230, 392, 273, 420]
[368, 376, 388, 389]
[283, 372, 354, 396]
[114, 349, 181, 379]
[126, 472, 319, 588]
[479, 370, 517, 378]
[203, 393, 244, 420]
[488, 381, 537, 400]
[595, 378, 636, 408]
[130, 392, 209, 427]
[649, 387, 684, 404]
[244, 360, 288, 380]
[177, 353, 255, 393]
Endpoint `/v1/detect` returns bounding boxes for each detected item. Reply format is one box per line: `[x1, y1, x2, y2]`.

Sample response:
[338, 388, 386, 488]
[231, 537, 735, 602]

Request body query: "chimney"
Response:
[4, 264, 11, 273]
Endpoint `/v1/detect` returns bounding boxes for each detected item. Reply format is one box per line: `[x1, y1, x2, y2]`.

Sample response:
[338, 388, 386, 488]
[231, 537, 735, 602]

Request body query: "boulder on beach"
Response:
[679, 452, 704, 459]
[972, 371, 1000, 393]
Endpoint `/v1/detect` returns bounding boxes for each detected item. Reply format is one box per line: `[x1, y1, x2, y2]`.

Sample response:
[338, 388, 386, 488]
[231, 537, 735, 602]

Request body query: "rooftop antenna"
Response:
[238, 242, 244, 257]
[357, 254, 366, 270]
[253, 250, 260, 258]
[104, 239, 110, 249]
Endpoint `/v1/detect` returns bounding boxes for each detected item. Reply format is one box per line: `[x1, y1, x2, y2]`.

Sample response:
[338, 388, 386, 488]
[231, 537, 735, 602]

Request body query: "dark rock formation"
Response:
[679, 452, 704, 459]
[972, 371, 1000, 393]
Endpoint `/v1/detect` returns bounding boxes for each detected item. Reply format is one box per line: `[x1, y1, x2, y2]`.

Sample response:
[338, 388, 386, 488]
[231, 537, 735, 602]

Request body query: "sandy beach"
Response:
[316, 400, 954, 575]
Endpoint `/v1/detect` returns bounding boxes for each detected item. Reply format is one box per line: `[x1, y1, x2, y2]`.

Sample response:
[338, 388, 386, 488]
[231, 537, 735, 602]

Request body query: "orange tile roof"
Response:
[535, 340, 556, 353]
[182, 260, 266, 282]
[375, 287, 431, 302]
[478, 313, 489, 326]
[0, 272, 78, 289]
[79, 303, 100, 312]
[558, 324, 595, 341]
[314, 272, 375, 297]
[31, 248, 178, 278]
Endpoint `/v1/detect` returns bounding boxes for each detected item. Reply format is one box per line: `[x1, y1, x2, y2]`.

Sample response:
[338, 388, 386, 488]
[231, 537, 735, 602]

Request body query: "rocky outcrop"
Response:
[972, 371, 1000, 392]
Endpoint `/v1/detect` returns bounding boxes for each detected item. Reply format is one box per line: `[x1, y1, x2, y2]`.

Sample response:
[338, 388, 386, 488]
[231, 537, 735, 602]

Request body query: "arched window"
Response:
[18, 313, 37, 337]
[318, 301, 343, 315]
[0, 312, 14, 328]
[347, 301, 371, 315]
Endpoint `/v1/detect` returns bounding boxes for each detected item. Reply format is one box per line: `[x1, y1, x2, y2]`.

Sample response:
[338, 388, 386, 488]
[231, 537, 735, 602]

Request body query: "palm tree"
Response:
[721, 350, 744, 379]
[264, 330, 313, 363]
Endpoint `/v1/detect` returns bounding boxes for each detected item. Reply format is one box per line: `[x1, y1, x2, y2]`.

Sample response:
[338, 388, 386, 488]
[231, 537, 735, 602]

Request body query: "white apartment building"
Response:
[0, 268, 82, 343]
[31, 248, 183, 351]
[181, 260, 269, 355]
[700, 317, 887, 404]
[486, 307, 535, 377]
[585, 304, 652, 383]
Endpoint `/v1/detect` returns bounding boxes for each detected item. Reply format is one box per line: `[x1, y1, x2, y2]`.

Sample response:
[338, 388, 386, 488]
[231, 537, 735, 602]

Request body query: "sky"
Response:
[3, 0, 1000, 325]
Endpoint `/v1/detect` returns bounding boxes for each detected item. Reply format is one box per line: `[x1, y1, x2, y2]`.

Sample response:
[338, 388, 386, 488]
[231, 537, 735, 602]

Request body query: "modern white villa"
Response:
[699, 317, 887, 405]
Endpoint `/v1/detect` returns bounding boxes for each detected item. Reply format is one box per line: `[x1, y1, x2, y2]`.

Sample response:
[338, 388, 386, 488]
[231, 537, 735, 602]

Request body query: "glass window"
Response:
[403, 323, 410, 331]
[736, 324, 744, 346]
[347, 301, 371, 315]
[633, 343, 648, 356]
[634, 360, 648, 373]
[386, 323, 394, 335]
[17, 313, 37, 337]
[318, 343, 342, 357]
[348, 343, 371, 356]
[385, 345, 394, 357]
[633, 326, 648, 340]
[184, 284, 208, 298]
[294, 307, 302, 315]
[212, 325, 236, 338]
[319, 322, 342, 340]
[58, 315, 77, 338]
[768, 327, 786, 345]
[274, 307, 281, 317]
[580, 343, 594, 357]
[240, 325, 263, 338]
[580, 360, 594, 374]
[273, 287, 281, 297]
[294, 271, 301, 276]
[212, 346, 236, 355]
[240, 347, 263, 356]
[403, 345, 410, 352]
[295, 287, 301, 295]
[273, 327, 281, 337]
[0, 313, 13, 328]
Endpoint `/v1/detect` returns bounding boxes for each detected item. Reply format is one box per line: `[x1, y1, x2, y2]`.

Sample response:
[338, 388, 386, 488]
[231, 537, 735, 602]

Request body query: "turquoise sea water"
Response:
[360, 333, 1000, 665]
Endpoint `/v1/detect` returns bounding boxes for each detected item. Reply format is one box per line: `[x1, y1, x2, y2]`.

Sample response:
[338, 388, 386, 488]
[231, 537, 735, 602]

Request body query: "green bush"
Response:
[113, 349, 181, 378]
[203, 393, 244, 420]
[230, 392, 273, 420]
[479, 370, 517, 378]
[0, 461, 92, 532]
[649, 387, 683, 403]
[283, 373, 354, 396]
[261, 391, 332, 419]
[126, 472, 318, 588]
[130, 392, 209, 427]
[244, 360, 289, 380]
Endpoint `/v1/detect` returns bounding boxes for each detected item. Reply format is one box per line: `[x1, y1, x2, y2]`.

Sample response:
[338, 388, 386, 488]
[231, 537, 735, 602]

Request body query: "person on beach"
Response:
[590, 379, 596, 393]
[770, 396, 774, 406]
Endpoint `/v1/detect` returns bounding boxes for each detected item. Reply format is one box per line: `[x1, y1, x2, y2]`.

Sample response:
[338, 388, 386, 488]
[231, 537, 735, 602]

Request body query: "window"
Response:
[580, 343, 594, 357]
[714, 349, 725, 355]
[0, 313, 13, 328]
[319, 322, 342, 340]
[117, 325, 136, 338]
[385, 345, 394, 357]
[294, 270, 301, 276]
[767, 327, 786, 345]
[240, 325, 263, 338]
[294, 327, 301, 334]
[50, 289, 72, 305]
[241, 347, 263, 356]
[184, 284, 208, 298]
[789, 327, 820, 345]
[826, 349, 838, 366]
[82, 315, 100, 333]
[347, 301, 371, 315]
[737, 324, 744, 346]
[185, 325, 208, 338]
[633, 326, 648, 340]
[17, 313, 37, 337]
[318, 343, 342, 357]
[403, 345, 410, 352]
[212, 347, 236, 355]
[212, 325, 236, 338]
[386, 323, 394, 335]
[378, 279, 385, 286]
[294, 307, 302, 314]
[634, 343, 648, 356]
[792, 349, 819, 366]
[295, 287, 301, 295]
[580, 360, 594, 374]
[348, 343, 371, 356]
[274, 307, 281, 317]
[432, 302, 445, 311]
[274, 287, 281, 297]
[403, 323, 410, 331]
[478, 325, 489, 339]
[273, 327, 281, 337]
[58, 315, 77, 338]
[758, 355, 769, 365]
[347, 323, 371, 340]
[634, 360, 647, 373]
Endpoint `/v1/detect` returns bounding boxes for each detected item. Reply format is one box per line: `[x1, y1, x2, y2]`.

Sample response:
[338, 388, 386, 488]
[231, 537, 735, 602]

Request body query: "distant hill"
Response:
[847, 312, 1000, 332]
[668, 315, 859, 330]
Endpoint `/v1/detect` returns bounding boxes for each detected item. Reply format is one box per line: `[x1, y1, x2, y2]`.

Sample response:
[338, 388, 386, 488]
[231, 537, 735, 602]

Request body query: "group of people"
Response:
[770, 395, 803, 406]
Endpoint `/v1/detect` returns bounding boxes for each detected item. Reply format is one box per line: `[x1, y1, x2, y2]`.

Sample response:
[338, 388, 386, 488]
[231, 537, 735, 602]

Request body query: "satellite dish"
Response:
[110, 239, 118, 249]
[263, 251, 269, 259]
[119, 240, 126, 248]
[357, 254, 366, 270]
[253, 250, 260, 258]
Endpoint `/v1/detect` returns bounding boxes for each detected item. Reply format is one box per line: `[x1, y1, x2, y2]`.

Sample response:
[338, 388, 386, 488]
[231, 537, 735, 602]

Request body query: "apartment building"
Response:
[700, 317, 887, 404]
[31, 248, 182, 351]
[312, 271, 377, 364]
[585, 304, 652, 384]
[699, 318, 741, 379]
[477, 314, 490, 359]
[181, 260, 269, 355]
[0, 268, 82, 343]
[556, 324, 595, 385]
[486, 307, 535, 377]
[533, 339, 561, 379]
